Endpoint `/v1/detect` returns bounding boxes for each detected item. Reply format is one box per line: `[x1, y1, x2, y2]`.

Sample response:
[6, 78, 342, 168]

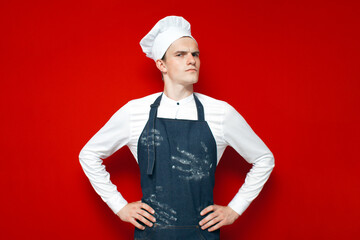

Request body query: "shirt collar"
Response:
[161, 92, 194, 106]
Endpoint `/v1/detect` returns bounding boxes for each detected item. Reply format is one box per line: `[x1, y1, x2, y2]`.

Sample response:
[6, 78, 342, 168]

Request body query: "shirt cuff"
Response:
[105, 193, 128, 214]
[228, 198, 251, 216]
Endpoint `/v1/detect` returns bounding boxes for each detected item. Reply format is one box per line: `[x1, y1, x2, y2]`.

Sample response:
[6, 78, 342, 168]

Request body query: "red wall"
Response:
[1, 0, 359, 239]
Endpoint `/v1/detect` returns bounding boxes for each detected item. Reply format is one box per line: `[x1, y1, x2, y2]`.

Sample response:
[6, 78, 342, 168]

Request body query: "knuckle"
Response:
[132, 220, 139, 227]
[142, 210, 150, 216]
[143, 212, 151, 219]
[140, 217, 147, 224]
[136, 213, 143, 220]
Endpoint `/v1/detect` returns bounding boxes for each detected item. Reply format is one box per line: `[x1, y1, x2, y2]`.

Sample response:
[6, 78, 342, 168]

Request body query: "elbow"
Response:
[79, 147, 88, 168]
[271, 153, 275, 167]
[78, 147, 103, 170]
[257, 152, 275, 171]
[252, 152, 275, 171]
[268, 152, 275, 170]
[79, 149, 85, 168]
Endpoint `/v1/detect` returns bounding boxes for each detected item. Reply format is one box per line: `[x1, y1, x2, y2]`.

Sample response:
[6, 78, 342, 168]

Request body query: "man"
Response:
[79, 16, 274, 239]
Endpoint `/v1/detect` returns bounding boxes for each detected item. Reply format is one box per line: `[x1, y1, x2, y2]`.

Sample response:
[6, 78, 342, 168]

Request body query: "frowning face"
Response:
[158, 37, 200, 88]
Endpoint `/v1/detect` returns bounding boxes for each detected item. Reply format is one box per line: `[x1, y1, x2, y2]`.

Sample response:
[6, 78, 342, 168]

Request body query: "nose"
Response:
[187, 53, 196, 65]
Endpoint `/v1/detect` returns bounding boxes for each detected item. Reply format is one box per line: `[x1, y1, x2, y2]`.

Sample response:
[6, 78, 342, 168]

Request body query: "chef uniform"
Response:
[79, 16, 275, 240]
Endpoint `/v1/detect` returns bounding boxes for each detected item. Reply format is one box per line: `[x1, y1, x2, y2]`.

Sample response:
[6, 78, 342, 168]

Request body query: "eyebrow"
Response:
[174, 50, 200, 55]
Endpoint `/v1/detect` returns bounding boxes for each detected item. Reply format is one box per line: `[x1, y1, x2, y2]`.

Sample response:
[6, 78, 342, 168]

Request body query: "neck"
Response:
[163, 83, 194, 101]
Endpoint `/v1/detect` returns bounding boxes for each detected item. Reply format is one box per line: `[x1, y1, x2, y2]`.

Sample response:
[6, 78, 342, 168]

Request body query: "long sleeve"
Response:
[223, 104, 275, 215]
[79, 102, 132, 214]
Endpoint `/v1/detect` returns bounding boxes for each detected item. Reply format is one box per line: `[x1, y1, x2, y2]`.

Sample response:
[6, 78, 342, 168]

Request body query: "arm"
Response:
[200, 103, 275, 231]
[79, 103, 132, 214]
[79, 102, 156, 229]
[224, 104, 275, 215]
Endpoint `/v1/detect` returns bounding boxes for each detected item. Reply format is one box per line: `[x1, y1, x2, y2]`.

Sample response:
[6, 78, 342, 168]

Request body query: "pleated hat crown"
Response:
[140, 16, 195, 61]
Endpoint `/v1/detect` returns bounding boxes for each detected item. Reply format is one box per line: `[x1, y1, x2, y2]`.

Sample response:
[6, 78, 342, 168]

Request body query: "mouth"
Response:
[186, 69, 197, 72]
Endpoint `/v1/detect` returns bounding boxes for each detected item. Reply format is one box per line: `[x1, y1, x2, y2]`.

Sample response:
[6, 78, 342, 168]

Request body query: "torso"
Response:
[125, 92, 229, 165]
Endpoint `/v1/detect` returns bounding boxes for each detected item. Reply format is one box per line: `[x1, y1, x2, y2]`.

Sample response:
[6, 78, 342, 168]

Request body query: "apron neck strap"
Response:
[193, 94, 205, 121]
[146, 93, 162, 175]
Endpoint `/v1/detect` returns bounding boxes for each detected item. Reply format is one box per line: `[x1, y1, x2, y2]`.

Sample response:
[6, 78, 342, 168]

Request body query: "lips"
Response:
[186, 68, 197, 72]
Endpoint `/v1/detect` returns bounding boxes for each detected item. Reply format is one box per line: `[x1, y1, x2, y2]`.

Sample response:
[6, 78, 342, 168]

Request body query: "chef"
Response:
[79, 16, 275, 239]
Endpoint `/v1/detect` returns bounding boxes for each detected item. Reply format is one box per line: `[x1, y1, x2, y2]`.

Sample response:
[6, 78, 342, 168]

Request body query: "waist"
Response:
[135, 224, 220, 240]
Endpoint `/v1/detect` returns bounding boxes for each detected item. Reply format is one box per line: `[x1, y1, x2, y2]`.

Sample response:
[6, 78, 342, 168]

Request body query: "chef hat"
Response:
[140, 16, 196, 61]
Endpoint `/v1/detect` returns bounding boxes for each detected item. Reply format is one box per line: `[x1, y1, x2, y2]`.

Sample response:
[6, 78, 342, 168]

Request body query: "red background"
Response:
[1, 0, 359, 239]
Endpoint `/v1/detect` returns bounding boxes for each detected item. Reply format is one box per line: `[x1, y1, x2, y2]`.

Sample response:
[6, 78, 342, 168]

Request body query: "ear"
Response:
[156, 59, 167, 74]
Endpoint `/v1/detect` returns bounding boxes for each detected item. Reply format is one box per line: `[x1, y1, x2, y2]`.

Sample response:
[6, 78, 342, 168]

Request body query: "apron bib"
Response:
[135, 93, 220, 240]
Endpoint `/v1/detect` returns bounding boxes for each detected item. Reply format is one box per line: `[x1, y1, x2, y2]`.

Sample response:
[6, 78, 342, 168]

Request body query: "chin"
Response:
[189, 77, 199, 84]
[186, 80, 198, 86]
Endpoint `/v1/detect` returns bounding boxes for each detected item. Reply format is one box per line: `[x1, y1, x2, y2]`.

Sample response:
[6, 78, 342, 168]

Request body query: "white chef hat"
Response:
[140, 16, 196, 61]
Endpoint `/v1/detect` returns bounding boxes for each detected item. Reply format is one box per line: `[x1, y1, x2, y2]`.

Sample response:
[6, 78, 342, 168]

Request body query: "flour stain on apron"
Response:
[171, 142, 213, 181]
[140, 128, 163, 147]
[144, 186, 178, 226]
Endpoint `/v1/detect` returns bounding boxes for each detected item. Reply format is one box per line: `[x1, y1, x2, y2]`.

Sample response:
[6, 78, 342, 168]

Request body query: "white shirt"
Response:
[79, 92, 275, 215]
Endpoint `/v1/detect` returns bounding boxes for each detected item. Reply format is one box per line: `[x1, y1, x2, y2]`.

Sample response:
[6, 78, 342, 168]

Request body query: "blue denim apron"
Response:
[135, 93, 220, 240]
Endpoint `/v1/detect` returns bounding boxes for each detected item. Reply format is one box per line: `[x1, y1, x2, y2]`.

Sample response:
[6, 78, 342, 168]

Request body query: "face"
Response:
[158, 37, 200, 88]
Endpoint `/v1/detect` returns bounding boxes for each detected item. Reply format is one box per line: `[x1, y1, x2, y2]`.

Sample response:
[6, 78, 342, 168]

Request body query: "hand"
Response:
[199, 205, 239, 232]
[117, 201, 156, 230]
